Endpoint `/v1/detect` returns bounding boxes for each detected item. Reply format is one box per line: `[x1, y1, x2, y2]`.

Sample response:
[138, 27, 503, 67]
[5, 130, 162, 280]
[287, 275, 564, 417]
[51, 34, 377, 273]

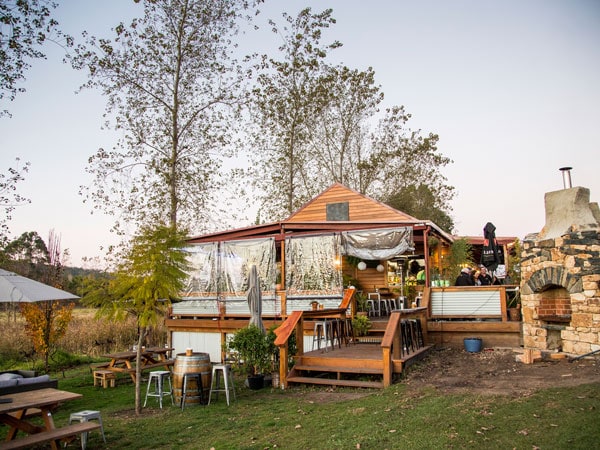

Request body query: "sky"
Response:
[1, 0, 599, 267]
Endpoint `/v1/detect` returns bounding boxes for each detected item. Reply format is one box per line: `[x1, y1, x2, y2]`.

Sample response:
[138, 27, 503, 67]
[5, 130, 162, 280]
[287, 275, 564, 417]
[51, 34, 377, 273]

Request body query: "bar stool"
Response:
[329, 319, 343, 349]
[180, 372, 204, 410]
[340, 315, 355, 345]
[208, 363, 235, 406]
[68, 410, 106, 450]
[312, 320, 330, 351]
[367, 292, 381, 316]
[144, 370, 174, 409]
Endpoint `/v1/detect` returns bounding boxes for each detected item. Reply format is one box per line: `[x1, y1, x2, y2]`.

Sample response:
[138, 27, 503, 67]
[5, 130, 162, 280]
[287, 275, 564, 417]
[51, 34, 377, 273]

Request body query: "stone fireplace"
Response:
[520, 184, 600, 355]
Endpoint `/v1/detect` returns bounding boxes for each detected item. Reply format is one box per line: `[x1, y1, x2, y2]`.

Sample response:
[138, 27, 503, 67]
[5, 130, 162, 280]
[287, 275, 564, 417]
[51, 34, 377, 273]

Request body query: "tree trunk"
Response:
[134, 327, 148, 415]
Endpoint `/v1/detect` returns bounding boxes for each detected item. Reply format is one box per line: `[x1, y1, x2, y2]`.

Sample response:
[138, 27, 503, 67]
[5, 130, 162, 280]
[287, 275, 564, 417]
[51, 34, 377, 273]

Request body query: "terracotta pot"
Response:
[508, 308, 521, 321]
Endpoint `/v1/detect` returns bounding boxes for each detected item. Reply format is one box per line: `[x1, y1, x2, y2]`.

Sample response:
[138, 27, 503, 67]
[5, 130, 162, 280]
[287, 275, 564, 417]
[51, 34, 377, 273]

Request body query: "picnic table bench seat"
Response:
[0, 421, 101, 450]
[102, 359, 175, 374]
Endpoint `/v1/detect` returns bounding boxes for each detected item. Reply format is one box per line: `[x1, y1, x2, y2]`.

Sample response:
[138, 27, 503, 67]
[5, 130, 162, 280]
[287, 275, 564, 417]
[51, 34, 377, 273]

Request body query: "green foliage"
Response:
[2, 363, 599, 449]
[352, 314, 372, 336]
[443, 238, 474, 281]
[354, 291, 368, 312]
[384, 183, 455, 233]
[508, 238, 522, 285]
[227, 325, 273, 376]
[90, 224, 190, 414]
[98, 224, 190, 328]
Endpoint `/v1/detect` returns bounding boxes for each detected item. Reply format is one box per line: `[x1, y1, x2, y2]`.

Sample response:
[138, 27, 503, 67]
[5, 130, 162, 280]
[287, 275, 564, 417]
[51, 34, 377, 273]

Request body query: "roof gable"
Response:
[285, 183, 419, 223]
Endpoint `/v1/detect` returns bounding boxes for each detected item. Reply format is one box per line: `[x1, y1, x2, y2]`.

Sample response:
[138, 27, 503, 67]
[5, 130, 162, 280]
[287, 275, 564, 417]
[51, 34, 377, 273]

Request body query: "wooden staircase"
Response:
[274, 306, 431, 389]
[286, 341, 432, 389]
[287, 343, 386, 388]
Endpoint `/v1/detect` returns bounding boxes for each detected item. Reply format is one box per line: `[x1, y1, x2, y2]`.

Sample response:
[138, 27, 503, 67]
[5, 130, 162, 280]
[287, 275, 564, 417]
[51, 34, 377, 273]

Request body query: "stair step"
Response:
[287, 376, 383, 389]
[293, 364, 383, 375]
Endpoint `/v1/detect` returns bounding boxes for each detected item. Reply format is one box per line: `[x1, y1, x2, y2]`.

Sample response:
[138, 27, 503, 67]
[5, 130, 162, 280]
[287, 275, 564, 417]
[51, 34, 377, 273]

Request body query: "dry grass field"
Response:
[0, 307, 167, 370]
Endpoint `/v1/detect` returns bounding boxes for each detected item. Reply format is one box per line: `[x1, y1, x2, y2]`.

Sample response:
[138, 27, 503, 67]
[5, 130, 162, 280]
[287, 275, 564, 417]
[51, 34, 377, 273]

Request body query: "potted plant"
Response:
[354, 291, 369, 316]
[506, 289, 521, 321]
[352, 314, 372, 339]
[227, 325, 272, 389]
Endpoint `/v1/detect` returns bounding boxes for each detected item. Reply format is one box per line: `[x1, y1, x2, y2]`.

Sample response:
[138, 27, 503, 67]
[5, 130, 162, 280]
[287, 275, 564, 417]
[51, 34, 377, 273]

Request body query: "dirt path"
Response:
[402, 346, 600, 397]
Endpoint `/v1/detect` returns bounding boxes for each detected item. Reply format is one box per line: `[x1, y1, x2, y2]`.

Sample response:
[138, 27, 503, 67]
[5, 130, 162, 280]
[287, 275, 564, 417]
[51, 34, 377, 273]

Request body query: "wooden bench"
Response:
[0, 421, 101, 450]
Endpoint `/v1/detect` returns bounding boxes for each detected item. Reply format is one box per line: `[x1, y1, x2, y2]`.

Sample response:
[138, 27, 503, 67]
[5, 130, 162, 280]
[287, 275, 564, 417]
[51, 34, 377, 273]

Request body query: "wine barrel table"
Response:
[172, 352, 211, 406]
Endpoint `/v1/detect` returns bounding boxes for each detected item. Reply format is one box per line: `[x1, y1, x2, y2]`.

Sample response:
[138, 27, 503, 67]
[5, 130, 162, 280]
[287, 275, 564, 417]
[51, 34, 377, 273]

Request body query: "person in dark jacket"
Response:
[455, 267, 475, 286]
[478, 266, 493, 285]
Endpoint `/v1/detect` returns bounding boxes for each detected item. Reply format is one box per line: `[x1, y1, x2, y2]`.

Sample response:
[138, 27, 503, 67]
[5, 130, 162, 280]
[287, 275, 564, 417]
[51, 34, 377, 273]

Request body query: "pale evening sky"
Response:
[1, 0, 599, 267]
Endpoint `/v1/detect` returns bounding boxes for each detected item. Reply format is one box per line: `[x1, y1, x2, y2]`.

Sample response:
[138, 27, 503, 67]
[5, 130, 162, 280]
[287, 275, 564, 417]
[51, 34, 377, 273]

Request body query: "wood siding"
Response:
[286, 183, 418, 223]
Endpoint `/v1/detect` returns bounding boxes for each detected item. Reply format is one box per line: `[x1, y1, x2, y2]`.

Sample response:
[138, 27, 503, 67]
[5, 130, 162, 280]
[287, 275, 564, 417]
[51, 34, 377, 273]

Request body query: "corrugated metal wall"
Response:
[430, 289, 501, 316]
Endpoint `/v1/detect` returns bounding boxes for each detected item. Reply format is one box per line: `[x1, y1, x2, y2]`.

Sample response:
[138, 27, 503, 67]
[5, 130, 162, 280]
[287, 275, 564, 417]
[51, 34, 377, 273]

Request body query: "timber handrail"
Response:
[380, 307, 429, 387]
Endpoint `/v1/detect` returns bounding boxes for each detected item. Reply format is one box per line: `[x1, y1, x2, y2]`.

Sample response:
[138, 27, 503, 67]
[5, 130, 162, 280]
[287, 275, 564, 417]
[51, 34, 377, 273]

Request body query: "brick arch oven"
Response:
[520, 180, 600, 356]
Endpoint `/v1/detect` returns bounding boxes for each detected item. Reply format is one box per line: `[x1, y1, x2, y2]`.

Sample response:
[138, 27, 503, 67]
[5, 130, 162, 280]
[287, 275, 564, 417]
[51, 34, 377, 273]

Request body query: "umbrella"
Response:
[0, 268, 80, 303]
[480, 222, 501, 272]
[247, 265, 265, 334]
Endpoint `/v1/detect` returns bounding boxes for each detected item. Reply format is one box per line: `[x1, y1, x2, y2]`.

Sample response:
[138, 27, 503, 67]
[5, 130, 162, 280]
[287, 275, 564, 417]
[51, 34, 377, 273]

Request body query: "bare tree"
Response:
[0, 0, 70, 116]
[0, 157, 30, 245]
[70, 0, 256, 235]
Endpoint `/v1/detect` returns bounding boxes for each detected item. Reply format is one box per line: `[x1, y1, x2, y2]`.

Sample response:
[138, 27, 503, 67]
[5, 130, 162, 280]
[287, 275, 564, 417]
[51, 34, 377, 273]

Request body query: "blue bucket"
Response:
[463, 337, 482, 353]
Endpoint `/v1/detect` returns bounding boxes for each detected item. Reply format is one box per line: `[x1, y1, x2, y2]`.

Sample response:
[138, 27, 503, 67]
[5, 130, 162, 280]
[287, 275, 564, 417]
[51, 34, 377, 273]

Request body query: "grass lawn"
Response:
[1, 365, 599, 449]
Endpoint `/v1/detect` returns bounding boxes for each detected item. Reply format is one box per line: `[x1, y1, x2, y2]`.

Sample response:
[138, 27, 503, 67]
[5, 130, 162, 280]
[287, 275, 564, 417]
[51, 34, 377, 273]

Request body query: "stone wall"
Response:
[520, 230, 600, 355]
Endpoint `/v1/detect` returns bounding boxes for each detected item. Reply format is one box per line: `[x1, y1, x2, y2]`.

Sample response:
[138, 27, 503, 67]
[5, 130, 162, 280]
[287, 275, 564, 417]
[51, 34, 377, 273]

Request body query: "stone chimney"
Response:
[520, 181, 600, 356]
[538, 187, 600, 239]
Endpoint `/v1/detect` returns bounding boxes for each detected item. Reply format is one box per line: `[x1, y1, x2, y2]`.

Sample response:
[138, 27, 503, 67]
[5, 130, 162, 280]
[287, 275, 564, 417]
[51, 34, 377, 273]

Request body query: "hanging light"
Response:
[376, 264, 385, 272]
[357, 261, 367, 271]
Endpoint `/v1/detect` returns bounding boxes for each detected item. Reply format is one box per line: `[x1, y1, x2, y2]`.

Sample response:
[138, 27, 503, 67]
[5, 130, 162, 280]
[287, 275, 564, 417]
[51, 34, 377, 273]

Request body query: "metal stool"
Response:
[208, 363, 235, 406]
[181, 372, 204, 410]
[367, 293, 381, 316]
[68, 410, 106, 450]
[144, 370, 174, 408]
[312, 320, 330, 351]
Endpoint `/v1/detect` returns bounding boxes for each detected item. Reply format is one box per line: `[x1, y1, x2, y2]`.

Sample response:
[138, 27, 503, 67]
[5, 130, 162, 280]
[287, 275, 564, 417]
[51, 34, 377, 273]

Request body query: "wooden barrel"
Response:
[172, 352, 211, 405]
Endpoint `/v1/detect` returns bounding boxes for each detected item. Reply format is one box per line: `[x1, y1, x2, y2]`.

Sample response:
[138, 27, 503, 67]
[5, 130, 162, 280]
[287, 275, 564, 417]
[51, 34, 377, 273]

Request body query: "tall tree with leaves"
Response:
[70, 0, 256, 235]
[307, 65, 383, 190]
[85, 224, 190, 415]
[385, 184, 455, 233]
[0, 0, 70, 116]
[250, 7, 341, 219]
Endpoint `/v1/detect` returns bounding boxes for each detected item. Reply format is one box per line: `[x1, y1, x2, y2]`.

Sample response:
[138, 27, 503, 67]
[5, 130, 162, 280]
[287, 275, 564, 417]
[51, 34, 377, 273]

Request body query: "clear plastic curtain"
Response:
[181, 242, 219, 298]
[285, 234, 342, 297]
[181, 238, 276, 301]
[219, 238, 276, 300]
[342, 227, 414, 260]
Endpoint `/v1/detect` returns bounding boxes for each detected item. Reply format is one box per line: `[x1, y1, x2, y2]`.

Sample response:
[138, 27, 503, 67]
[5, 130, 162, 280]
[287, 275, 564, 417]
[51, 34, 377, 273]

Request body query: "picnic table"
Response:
[0, 388, 99, 450]
[102, 347, 175, 383]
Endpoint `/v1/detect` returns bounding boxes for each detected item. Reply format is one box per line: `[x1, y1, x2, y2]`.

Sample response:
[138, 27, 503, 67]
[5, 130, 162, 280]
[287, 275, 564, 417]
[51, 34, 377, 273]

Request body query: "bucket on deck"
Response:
[463, 337, 482, 353]
[172, 352, 211, 405]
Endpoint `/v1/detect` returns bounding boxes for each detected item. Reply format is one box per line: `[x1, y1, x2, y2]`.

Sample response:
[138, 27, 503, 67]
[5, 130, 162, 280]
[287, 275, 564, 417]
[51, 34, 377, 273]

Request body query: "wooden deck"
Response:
[287, 341, 432, 388]
[274, 308, 432, 389]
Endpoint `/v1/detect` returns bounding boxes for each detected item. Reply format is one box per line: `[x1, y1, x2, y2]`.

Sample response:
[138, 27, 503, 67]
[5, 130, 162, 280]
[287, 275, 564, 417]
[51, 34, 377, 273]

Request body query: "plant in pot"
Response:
[227, 325, 272, 389]
[506, 288, 521, 321]
[354, 292, 369, 316]
[352, 314, 371, 340]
